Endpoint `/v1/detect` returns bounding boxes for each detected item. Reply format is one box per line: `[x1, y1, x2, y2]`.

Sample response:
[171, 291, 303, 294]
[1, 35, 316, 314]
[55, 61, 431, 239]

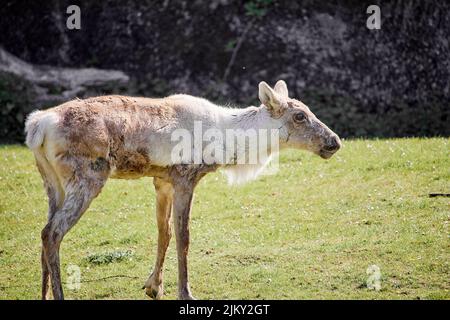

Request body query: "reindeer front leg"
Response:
[173, 183, 196, 300]
[144, 177, 174, 299]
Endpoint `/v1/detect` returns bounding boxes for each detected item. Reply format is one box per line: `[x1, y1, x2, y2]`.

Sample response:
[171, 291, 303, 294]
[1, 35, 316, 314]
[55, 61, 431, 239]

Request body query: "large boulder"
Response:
[0, 47, 129, 142]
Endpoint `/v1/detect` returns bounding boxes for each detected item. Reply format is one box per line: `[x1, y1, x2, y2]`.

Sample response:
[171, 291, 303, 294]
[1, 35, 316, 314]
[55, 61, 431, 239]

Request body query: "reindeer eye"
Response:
[293, 112, 307, 123]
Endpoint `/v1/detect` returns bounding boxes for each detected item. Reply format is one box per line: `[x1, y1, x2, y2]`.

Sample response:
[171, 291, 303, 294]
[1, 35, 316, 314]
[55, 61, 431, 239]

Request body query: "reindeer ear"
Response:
[274, 80, 289, 97]
[258, 81, 283, 111]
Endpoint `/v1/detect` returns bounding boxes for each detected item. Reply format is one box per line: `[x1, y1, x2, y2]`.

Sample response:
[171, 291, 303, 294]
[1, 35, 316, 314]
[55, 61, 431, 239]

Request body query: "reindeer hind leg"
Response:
[34, 151, 65, 300]
[41, 155, 109, 299]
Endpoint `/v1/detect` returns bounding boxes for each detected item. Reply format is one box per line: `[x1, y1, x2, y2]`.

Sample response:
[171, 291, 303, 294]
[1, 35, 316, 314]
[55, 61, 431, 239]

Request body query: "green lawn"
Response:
[0, 138, 449, 300]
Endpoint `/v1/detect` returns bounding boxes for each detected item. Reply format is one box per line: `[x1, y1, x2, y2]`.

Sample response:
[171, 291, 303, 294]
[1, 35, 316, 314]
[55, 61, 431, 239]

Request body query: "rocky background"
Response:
[0, 0, 448, 142]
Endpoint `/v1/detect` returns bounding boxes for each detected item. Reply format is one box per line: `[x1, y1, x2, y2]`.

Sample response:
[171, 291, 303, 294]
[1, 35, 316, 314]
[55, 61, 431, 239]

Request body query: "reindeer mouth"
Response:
[318, 148, 337, 159]
[318, 137, 341, 159]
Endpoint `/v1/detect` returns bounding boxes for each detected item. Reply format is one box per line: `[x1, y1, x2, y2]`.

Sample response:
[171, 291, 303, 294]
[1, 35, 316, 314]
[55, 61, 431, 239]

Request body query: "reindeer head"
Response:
[259, 80, 341, 159]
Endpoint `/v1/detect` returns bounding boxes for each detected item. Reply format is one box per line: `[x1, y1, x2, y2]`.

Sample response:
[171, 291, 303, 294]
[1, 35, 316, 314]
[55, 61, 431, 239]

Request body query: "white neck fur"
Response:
[220, 105, 282, 185]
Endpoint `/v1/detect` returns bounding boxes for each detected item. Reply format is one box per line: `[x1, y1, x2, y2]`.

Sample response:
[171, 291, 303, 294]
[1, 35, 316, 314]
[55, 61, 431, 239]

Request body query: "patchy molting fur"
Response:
[25, 81, 341, 300]
[26, 95, 282, 185]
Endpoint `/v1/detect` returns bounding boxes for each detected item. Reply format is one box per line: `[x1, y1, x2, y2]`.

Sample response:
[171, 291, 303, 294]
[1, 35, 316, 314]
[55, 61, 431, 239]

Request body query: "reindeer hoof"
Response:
[178, 293, 197, 300]
[144, 284, 163, 300]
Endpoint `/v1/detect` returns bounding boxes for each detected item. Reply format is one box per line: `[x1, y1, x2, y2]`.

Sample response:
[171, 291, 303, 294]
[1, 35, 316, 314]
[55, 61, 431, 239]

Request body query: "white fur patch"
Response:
[25, 110, 59, 150]
[223, 154, 273, 185]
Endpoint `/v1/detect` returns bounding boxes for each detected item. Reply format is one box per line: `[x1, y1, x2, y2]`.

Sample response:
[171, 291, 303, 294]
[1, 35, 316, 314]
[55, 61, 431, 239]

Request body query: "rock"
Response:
[0, 47, 129, 108]
[0, 47, 129, 142]
[0, 1, 448, 139]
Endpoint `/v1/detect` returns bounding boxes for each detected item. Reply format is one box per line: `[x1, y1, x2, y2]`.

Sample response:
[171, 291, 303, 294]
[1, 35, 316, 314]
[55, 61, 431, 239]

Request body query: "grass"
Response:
[0, 138, 449, 300]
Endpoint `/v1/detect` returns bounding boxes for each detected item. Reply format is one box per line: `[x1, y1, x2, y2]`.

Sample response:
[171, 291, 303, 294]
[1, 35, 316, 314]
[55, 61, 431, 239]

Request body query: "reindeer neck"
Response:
[225, 105, 276, 131]
[219, 105, 279, 184]
[220, 104, 281, 159]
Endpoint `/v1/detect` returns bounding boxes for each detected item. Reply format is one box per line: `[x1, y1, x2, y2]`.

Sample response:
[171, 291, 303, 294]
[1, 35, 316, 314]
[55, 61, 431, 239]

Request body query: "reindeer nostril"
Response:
[324, 136, 341, 152]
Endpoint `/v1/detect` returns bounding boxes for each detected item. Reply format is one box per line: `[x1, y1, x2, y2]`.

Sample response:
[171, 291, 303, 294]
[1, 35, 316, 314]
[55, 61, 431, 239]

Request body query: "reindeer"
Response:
[25, 80, 341, 300]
